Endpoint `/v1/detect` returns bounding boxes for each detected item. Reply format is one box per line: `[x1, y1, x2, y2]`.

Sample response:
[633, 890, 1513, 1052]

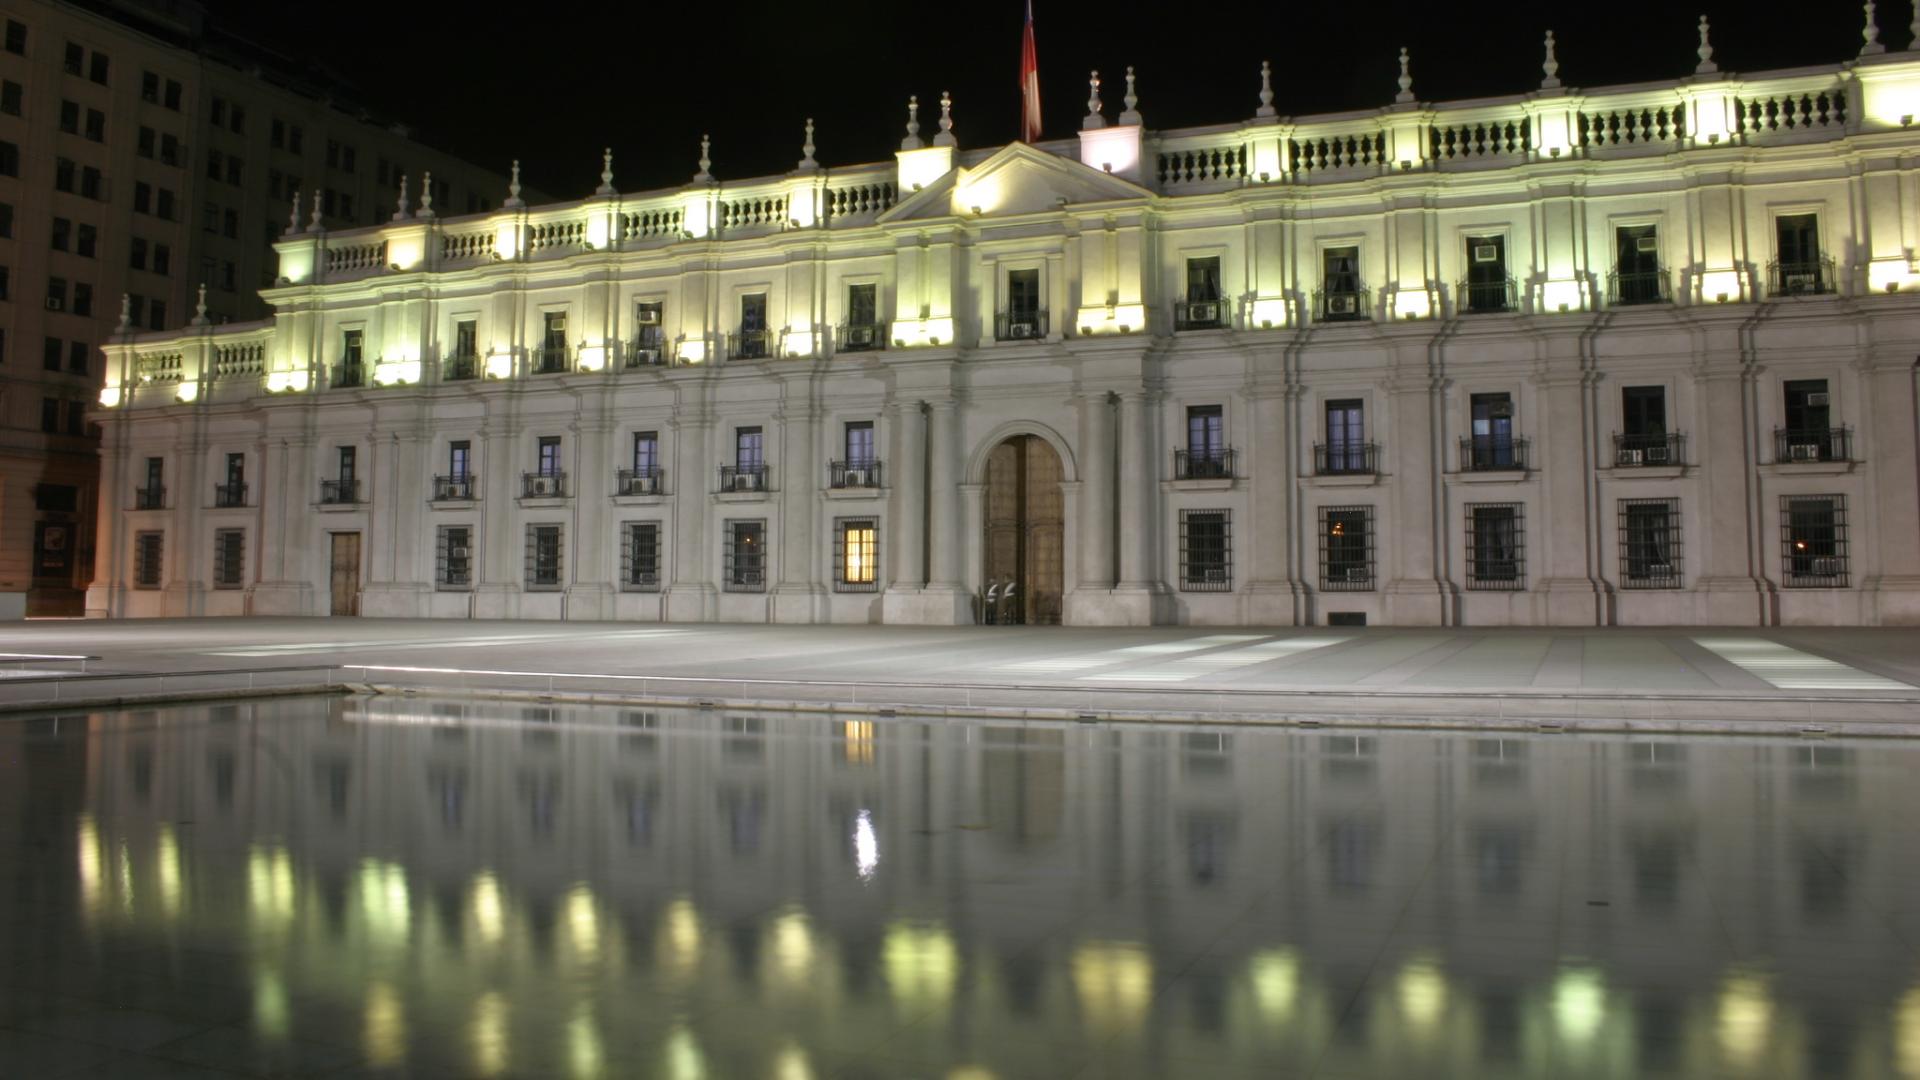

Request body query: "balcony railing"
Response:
[521, 471, 567, 497]
[1315, 442, 1379, 476]
[1174, 300, 1226, 331]
[433, 474, 477, 501]
[319, 479, 359, 504]
[829, 459, 883, 488]
[731, 329, 771, 360]
[995, 310, 1048, 341]
[1458, 277, 1517, 315]
[531, 346, 569, 374]
[626, 340, 667, 368]
[720, 464, 769, 492]
[1459, 436, 1528, 472]
[212, 482, 247, 508]
[838, 322, 888, 352]
[1608, 267, 1671, 306]
[135, 486, 165, 510]
[1174, 448, 1235, 481]
[616, 467, 664, 496]
[1774, 427, 1851, 464]
[443, 353, 478, 381]
[1769, 256, 1836, 297]
[1315, 287, 1370, 323]
[1613, 432, 1685, 467]
[331, 362, 364, 389]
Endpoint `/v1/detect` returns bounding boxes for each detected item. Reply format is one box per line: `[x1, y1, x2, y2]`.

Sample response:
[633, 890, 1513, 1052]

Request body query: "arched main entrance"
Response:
[982, 435, 1064, 625]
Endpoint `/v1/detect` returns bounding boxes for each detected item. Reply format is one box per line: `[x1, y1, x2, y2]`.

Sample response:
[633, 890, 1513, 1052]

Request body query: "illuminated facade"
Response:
[88, 27, 1920, 626]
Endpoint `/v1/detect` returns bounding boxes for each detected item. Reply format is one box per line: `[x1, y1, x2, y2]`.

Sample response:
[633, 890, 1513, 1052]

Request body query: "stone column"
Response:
[924, 398, 966, 602]
[249, 432, 315, 615]
[162, 429, 207, 617]
[772, 391, 826, 623]
[84, 418, 128, 617]
[1530, 367, 1604, 625]
[1077, 391, 1115, 589]
[1107, 390, 1167, 624]
[1382, 373, 1449, 625]
[473, 420, 519, 618]
[884, 400, 926, 592]
[1689, 358, 1770, 624]
[1863, 355, 1920, 623]
[566, 418, 614, 620]
[360, 425, 431, 617]
[663, 408, 716, 622]
[1241, 384, 1303, 625]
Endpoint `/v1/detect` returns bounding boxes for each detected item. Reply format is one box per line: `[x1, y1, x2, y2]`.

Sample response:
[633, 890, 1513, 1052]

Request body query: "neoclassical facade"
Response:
[87, 31, 1920, 627]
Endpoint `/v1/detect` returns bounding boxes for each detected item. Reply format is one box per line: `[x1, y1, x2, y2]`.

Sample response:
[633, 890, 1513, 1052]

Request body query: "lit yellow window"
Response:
[842, 524, 876, 584]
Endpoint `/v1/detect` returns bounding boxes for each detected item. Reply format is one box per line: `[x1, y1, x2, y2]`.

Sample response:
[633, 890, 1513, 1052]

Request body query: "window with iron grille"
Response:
[437, 526, 473, 590]
[212, 528, 244, 588]
[1179, 510, 1231, 591]
[1618, 498, 1682, 589]
[724, 519, 767, 592]
[1466, 503, 1524, 590]
[134, 531, 163, 588]
[1320, 506, 1375, 591]
[524, 524, 563, 590]
[1781, 495, 1848, 588]
[834, 517, 879, 592]
[622, 522, 661, 592]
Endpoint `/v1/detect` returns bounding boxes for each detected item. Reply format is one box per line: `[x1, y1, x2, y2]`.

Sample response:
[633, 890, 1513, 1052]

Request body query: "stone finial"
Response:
[596, 147, 616, 196]
[901, 95, 923, 150]
[117, 292, 131, 330]
[307, 189, 323, 232]
[1696, 15, 1717, 73]
[505, 159, 525, 209]
[798, 119, 818, 170]
[286, 189, 302, 235]
[1083, 70, 1105, 130]
[191, 283, 209, 326]
[693, 135, 713, 182]
[1118, 65, 1141, 125]
[1542, 30, 1561, 88]
[934, 91, 956, 147]
[392, 173, 410, 221]
[1863, 1, 1886, 55]
[1395, 47, 1413, 103]
[1256, 60, 1275, 118]
[416, 171, 434, 217]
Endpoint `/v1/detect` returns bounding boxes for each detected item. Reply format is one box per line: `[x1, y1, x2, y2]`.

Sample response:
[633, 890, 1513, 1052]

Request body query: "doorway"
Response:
[982, 435, 1064, 625]
[329, 532, 361, 616]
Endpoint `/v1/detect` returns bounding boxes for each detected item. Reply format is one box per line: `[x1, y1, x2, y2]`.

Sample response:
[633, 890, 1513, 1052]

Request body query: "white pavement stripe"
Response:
[997, 634, 1267, 673]
[210, 629, 692, 657]
[1692, 637, 1911, 691]
[1086, 635, 1350, 682]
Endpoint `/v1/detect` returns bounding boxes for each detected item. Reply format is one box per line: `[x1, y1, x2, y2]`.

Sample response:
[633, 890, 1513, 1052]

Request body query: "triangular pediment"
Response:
[881, 142, 1152, 223]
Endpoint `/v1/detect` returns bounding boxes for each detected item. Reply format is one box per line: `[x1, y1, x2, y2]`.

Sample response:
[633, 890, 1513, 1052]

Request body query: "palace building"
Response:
[85, 20, 1920, 627]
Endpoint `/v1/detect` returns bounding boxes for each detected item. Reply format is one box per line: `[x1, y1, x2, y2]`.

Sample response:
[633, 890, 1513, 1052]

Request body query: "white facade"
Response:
[87, 39, 1920, 627]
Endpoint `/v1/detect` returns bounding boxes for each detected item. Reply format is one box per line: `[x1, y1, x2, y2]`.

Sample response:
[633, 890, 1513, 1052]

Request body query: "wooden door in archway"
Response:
[982, 435, 1064, 625]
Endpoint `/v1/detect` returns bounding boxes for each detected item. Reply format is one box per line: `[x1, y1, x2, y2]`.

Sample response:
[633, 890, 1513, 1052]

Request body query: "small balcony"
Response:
[433, 474, 478, 501]
[719, 463, 769, 493]
[1174, 448, 1235, 481]
[730, 329, 771, 361]
[1174, 300, 1226, 331]
[1774, 427, 1851, 464]
[212, 482, 247, 508]
[134, 485, 165, 510]
[319, 479, 359, 504]
[625, 339, 667, 368]
[443, 353, 478, 381]
[1458, 277, 1517, 315]
[1315, 287, 1370, 323]
[838, 322, 889, 353]
[1608, 267, 1671, 306]
[331, 362, 364, 389]
[616, 467, 664, 496]
[1315, 442, 1379, 476]
[521, 471, 567, 498]
[1459, 436, 1528, 473]
[829, 459, 883, 488]
[1613, 432, 1685, 467]
[1769, 256, 1835, 297]
[530, 346, 568, 375]
[995, 310, 1048, 342]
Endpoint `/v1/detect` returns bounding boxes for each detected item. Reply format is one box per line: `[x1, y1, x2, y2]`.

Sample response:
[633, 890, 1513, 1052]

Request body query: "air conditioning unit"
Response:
[1789, 443, 1821, 462]
[1472, 244, 1499, 263]
[528, 475, 558, 496]
[1645, 563, 1673, 577]
[45, 297, 64, 311]
[1644, 445, 1670, 464]
[1346, 567, 1371, 583]
[633, 573, 659, 588]
[732, 471, 760, 492]
[1204, 567, 1228, 583]
[636, 307, 661, 325]
[846, 325, 876, 347]
[842, 468, 869, 487]
[446, 481, 471, 499]
[630, 347, 662, 367]
[1010, 320, 1036, 338]
[1187, 302, 1219, 322]
[1635, 236, 1659, 254]
[1786, 272, 1817, 290]
[625, 473, 657, 495]
[1619, 449, 1644, 465]
[1810, 557, 1842, 577]
[1328, 295, 1356, 315]
[1806, 392, 1830, 407]
[450, 546, 470, 559]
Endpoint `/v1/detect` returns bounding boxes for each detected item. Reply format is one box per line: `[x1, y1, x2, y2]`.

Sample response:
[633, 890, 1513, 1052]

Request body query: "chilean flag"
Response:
[1020, 0, 1041, 143]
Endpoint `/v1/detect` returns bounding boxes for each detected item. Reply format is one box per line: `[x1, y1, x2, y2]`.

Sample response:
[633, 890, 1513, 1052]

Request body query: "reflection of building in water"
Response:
[54, 697, 1920, 1078]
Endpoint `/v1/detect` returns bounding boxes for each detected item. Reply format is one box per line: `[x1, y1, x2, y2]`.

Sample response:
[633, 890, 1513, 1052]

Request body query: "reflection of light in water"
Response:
[661, 899, 702, 975]
[1071, 941, 1153, 1033]
[568, 1004, 603, 1079]
[843, 720, 875, 764]
[472, 872, 505, 945]
[76, 814, 101, 918]
[364, 981, 406, 1066]
[1553, 966, 1605, 1043]
[1249, 948, 1298, 1021]
[1717, 971, 1772, 1067]
[1396, 953, 1446, 1032]
[566, 884, 600, 960]
[156, 823, 183, 916]
[773, 1043, 813, 1080]
[854, 809, 879, 881]
[1895, 986, 1920, 1077]
[769, 909, 815, 987]
[471, 991, 509, 1077]
[248, 846, 296, 926]
[883, 922, 959, 1010]
[663, 1023, 704, 1080]
[253, 969, 289, 1042]
[948, 1067, 997, 1080]
[117, 840, 133, 913]
[358, 859, 410, 943]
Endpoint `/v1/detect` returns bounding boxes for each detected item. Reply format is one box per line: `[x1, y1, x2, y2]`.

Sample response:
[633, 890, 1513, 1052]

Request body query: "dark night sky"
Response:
[205, 1, 1888, 199]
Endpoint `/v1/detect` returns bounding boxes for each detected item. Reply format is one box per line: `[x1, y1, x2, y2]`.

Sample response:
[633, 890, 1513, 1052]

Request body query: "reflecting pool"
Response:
[3, 697, 1919, 1078]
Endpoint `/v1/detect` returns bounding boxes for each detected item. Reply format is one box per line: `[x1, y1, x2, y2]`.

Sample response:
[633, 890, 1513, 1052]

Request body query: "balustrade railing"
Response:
[996, 311, 1049, 341]
[1175, 300, 1226, 330]
[134, 486, 165, 510]
[1315, 287, 1371, 323]
[1315, 442, 1379, 476]
[1614, 432, 1685, 467]
[838, 323, 888, 352]
[1460, 436, 1529, 472]
[730, 330, 771, 360]
[721, 194, 788, 230]
[212, 482, 246, 508]
[440, 229, 493, 262]
[1580, 103, 1684, 149]
[433, 475, 478, 501]
[829, 459, 883, 488]
[1608, 267, 1671, 306]
[1769, 256, 1836, 296]
[1174, 448, 1235, 481]
[616, 467, 664, 496]
[1157, 143, 1248, 188]
[212, 341, 265, 379]
[719, 464, 769, 493]
[323, 240, 387, 275]
[521, 471, 568, 498]
[1458, 277, 1518, 314]
[1429, 117, 1529, 163]
[1293, 131, 1387, 175]
[319, 479, 359, 505]
[825, 180, 896, 221]
[1738, 87, 1847, 138]
[135, 352, 184, 383]
[1774, 427, 1852, 464]
[526, 219, 586, 255]
[622, 206, 684, 242]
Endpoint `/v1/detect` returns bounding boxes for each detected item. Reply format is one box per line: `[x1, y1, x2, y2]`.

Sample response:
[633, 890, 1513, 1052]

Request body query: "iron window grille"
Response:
[1458, 276, 1517, 315]
[434, 475, 478, 501]
[724, 520, 767, 593]
[1319, 506, 1375, 591]
[1608, 266, 1670, 305]
[135, 485, 166, 510]
[829, 460, 883, 488]
[524, 524, 563, 590]
[1773, 427, 1851, 464]
[1174, 448, 1235, 481]
[1768, 254, 1835, 297]
[134, 531, 163, 588]
[1315, 442, 1379, 476]
[318, 479, 358, 504]
[1460, 436, 1529, 472]
[1179, 509, 1232, 592]
[1781, 495, 1848, 588]
[719, 464, 769, 493]
[436, 526, 474, 590]
[617, 467, 664, 496]
[834, 517, 880, 592]
[213, 482, 247, 508]
[995, 310, 1050, 341]
[621, 522, 661, 592]
[212, 528, 244, 588]
[1466, 503, 1525, 590]
[521, 471, 567, 498]
[1618, 498, 1683, 589]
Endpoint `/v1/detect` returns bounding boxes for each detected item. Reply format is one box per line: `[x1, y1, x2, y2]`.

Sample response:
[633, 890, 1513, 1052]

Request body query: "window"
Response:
[164, 79, 181, 111]
[1001, 268, 1043, 339]
[142, 71, 158, 101]
[1179, 509, 1231, 591]
[66, 400, 84, 436]
[448, 440, 471, 480]
[88, 51, 108, 85]
[0, 140, 16, 177]
[1179, 257, 1223, 329]
[76, 223, 95, 257]
[134, 182, 151, 213]
[735, 426, 763, 470]
[632, 301, 664, 359]
[0, 265, 8, 300]
[844, 421, 875, 466]
[0, 80, 19, 115]
[72, 283, 91, 317]
[737, 293, 768, 358]
[63, 42, 81, 75]
[288, 124, 303, 153]
[210, 97, 226, 127]
[1183, 405, 1227, 478]
[1618, 386, 1670, 464]
[84, 108, 103, 142]
[153, 244, 170, 275]
[1322, 399, 1368, 474]
[1463, 235, 1509, 312]
[1619, 498, 1682, 589]
[225, 157, 242, 185]
[51, 217, 70, 251]
[1774, 213, 1824, 294]
[130, 237, 148, 270]
[338, 328, 363, 385]
[437, 526, 473, 590]
[1468, 392, 1518, 469]
[1782, 495, 1848, 588]
[1320, 506, 1374, 590]
[205, 148, 222, 181]
[222, 452, 245, 504]
[46, 276, 67, 311]
[134, 532, 164, 588]
[536, 435, 562, 477]
[847, 282, 878, 332]
[60, 98, 80, 135]
[67, 340, 87, 373]
[148, 300, 166, 330]
[271, 118, 284, 149]
[220, 260, 235, 292]
[1614, 225, 1663, 304]
[43, 336, 61, 371]
[213, 529, 245, 588]
[724, 520, 767, 592]
[201, 200, 218, 232]
[41, 397, 59, 433]
[157, 189, 176, 220]
[537, 311, 567, 371]
[0, 202, 11, 237]
[525, 524, 563, 589]
[55, 157, 74, 192]
[835, 518, 878, 591]
[4, 20, 23, 55]
[1466, 504, 1524, 590]
[1779, 379, 1843, 462]
[159, 132, 178, 165]
[622, 522, 661, 592]
[632, 431, 658, 474]
[1321, 246, 1363, 319]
